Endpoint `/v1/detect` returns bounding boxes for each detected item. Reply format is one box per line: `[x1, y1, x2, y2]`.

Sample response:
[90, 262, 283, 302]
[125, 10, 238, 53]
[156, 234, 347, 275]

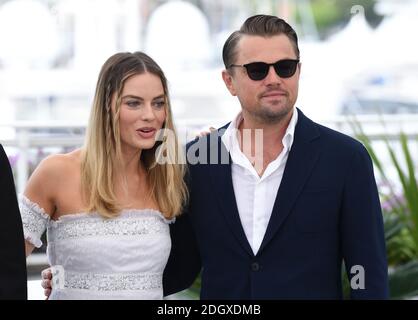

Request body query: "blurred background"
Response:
[1, 0, 418, 300]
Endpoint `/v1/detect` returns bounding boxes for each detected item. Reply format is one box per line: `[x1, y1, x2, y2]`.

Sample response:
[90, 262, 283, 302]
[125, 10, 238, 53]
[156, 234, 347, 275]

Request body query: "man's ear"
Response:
[222, 70, 237, 96]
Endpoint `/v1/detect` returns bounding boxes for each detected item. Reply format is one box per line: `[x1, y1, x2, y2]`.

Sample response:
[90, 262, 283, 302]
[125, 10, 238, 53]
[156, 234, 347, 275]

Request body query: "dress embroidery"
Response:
[19, 196, 173, 299]
[19, 195, 50, 247]
[50, 213, 169, 242]
[62, 272, 162, 291]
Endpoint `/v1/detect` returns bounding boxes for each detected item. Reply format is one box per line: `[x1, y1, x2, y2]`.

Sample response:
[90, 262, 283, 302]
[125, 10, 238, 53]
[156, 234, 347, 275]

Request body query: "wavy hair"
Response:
[81, 51, 188, 219]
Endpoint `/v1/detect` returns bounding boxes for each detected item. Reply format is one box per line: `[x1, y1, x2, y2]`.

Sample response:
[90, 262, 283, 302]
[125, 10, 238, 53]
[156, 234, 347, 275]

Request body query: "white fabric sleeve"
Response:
[18, 195, 50, 248]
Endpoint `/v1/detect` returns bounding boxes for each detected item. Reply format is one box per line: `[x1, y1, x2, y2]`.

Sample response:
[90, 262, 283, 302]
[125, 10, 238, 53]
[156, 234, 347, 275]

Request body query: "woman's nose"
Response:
[140, 104, 156, 121]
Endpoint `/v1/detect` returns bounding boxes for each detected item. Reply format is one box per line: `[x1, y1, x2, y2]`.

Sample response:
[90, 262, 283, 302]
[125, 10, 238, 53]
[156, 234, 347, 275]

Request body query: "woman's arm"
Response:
[20, 155, 61, 257]
[25, 241, 35, 257]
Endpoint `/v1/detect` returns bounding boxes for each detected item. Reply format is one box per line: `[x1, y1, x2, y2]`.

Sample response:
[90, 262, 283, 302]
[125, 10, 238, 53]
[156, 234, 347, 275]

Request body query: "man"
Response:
[163, 14, 389, 299]
[0, 144, 27, 299]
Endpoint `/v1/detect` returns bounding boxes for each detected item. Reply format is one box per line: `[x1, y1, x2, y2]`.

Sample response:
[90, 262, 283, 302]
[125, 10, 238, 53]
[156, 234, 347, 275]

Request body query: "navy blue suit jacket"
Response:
[163, 109, 389, 299]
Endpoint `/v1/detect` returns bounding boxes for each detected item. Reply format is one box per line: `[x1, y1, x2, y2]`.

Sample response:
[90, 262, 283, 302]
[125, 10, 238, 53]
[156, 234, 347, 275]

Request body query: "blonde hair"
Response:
[81, 52, 188, 219]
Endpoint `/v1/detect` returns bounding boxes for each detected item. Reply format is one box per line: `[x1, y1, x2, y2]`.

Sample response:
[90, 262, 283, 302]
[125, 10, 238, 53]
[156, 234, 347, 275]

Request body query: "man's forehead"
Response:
[236, 34, 296, 62]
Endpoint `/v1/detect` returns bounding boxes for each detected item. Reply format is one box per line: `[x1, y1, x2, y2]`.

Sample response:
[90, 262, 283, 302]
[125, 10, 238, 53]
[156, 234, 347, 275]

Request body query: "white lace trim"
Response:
[59, 271, 162, 291]
[19, 195, 50, 248]
[48, 213, 171, 242]
[19, 195, 175, 244]
[53, 209, 175, 225]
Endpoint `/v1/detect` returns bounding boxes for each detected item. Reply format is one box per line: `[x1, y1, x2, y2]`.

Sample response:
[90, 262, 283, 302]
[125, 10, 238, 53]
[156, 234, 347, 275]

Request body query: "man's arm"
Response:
[0, 145, 27, 299]
[341, 144, 389, 299]
[163, 205, 201, 297]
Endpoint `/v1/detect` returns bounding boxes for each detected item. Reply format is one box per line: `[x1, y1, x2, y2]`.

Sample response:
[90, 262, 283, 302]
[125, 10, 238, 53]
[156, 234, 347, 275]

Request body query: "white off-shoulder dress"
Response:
[19, 195, 173, 300]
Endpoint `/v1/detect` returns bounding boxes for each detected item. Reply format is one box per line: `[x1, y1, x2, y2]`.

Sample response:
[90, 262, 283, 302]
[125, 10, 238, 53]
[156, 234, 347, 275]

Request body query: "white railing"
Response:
[1, 122, 86, 194]
[1, 114, 418, 194]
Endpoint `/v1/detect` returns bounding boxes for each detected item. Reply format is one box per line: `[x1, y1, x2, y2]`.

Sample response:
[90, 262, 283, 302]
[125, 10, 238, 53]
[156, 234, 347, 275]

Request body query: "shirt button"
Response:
[251, 262, 260, 272]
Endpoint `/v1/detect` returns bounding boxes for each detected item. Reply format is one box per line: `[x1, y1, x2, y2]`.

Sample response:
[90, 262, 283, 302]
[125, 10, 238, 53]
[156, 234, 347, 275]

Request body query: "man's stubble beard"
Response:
[248, 101, 294, 125]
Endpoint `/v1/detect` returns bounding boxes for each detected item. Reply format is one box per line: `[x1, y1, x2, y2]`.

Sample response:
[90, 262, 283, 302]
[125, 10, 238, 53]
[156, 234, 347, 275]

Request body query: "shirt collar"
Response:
[221, 107, 299, 154]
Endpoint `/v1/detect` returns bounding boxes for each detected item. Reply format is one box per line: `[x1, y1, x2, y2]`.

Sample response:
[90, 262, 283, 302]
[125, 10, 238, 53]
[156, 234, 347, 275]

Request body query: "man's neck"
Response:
[237, 109, 294, 176]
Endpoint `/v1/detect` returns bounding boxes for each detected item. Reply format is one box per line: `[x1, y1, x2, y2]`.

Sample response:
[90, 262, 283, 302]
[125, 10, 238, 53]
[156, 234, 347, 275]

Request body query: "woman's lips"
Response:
[136, 128, 156, 139]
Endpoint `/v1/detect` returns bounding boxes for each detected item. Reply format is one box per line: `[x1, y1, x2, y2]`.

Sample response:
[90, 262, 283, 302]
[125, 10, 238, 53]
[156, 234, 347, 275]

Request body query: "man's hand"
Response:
[196, 127, 216, 138]
[41, 268, 52, 299]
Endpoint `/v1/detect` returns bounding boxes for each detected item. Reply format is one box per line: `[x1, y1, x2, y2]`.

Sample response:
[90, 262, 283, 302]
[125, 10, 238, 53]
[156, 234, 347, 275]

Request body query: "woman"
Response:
[20, 52, 188, 299]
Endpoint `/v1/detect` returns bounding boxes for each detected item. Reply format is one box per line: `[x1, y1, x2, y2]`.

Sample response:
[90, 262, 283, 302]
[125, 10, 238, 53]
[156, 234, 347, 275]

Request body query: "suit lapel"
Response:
[208, 134, 254, 257]
[258, 110, 321, 254]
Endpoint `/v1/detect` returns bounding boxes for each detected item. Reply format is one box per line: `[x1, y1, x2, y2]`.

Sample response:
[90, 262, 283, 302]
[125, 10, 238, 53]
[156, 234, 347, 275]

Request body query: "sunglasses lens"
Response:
[245, 62, 269, 81]
[243, 60, 298, 80]
[274, 60, 298, 78]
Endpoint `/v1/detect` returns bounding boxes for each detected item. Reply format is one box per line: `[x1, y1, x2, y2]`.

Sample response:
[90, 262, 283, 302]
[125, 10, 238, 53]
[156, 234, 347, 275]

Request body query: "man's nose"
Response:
[264, 65, 283, 85]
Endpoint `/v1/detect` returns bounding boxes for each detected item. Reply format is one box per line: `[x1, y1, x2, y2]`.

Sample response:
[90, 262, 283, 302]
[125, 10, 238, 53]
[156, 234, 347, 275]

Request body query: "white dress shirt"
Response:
[221, 108, 298, 255]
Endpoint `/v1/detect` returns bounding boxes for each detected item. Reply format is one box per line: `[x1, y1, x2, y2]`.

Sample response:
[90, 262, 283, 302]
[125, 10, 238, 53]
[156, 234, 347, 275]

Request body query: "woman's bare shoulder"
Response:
[24, 149, 83, 215]
[38, 149, 82, 173]
[26, 149, 82, 191]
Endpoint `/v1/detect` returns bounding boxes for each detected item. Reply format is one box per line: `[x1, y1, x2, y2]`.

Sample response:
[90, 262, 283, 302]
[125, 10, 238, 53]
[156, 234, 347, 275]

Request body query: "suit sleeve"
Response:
[163, 169, 201, 297]
[341, 144, 389, 299]
[0, 144, 27, 299]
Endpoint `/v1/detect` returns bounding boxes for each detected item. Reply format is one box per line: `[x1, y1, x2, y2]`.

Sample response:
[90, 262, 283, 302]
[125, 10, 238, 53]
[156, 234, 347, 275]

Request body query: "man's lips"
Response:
[261, 91, 287, 98]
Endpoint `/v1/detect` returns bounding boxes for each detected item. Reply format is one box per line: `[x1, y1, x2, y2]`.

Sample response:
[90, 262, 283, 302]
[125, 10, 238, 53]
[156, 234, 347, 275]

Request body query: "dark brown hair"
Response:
[222, 15, 300, 69]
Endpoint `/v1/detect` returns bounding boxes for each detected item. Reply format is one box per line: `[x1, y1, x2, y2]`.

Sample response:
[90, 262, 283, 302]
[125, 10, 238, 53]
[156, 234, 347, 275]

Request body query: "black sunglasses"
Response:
[228, 59, 300, 81]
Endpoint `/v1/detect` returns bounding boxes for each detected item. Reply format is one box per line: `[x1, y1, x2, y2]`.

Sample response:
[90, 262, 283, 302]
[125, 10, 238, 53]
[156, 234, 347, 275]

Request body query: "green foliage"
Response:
[184, 274, 201, 299]
[309, 0, 341, 32]
[389, 261, 418, 299]
[341, 264, 351, 299]
[308, 0, 383, 38]
[352, 119, 418, 299]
